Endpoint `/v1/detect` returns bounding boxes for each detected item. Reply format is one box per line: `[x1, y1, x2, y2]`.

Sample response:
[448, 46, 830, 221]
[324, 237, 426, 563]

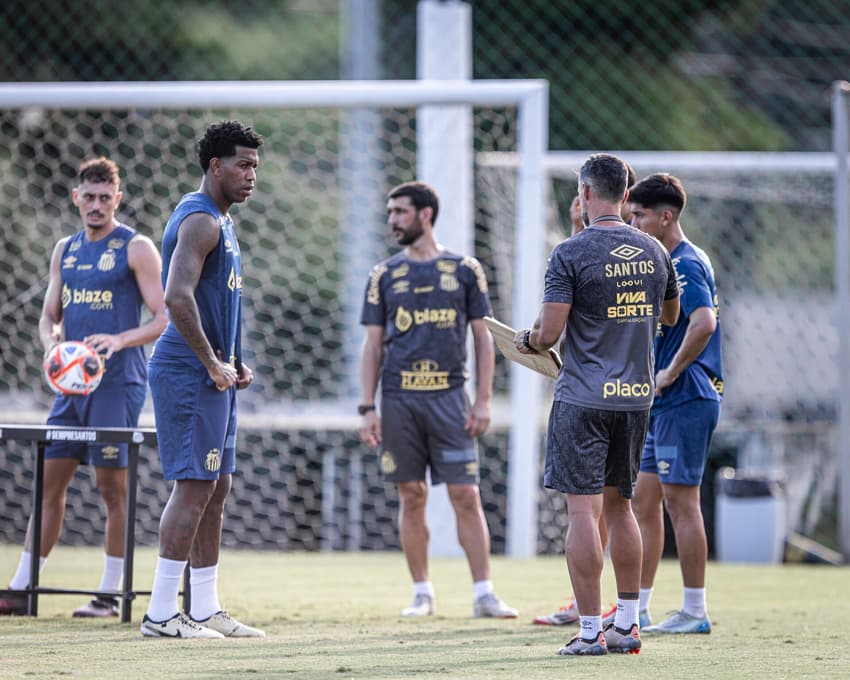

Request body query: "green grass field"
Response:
[1, 545, 847, 679]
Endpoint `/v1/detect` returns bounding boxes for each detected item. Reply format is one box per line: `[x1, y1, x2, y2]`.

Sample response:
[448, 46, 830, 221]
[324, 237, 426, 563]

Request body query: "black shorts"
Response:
[544, 400, 649, 498]
[379, 389, 479, 485]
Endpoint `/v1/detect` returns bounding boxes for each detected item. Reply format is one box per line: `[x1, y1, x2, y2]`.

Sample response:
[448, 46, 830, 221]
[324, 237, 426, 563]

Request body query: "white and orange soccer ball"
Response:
[43, 341, 104, 396]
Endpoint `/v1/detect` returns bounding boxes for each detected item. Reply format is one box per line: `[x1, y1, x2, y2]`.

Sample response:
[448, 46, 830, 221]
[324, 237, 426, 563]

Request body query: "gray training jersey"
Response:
[543, 224, 678, 411]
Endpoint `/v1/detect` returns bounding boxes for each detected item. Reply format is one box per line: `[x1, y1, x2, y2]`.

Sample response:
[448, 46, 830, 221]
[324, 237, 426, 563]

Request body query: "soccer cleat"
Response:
[73, 597, 119, 618]
[191, 610, 266, 638]
[401, 593, 435, 618]
[0, 591, 27, 616]
[602, 607, 651, 629]
[603, 622, 642, 654]
[642, 609, 711, 634]
[472, 593, 518, 619]
[533, 599, 579, 625]
[140, 612, 224, 639]
[557, 631, 608, 656]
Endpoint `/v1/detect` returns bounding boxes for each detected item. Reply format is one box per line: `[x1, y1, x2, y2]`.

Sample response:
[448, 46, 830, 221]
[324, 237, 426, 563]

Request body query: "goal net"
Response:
[0, 80, 551, 555]
[0, 81, 842, 558]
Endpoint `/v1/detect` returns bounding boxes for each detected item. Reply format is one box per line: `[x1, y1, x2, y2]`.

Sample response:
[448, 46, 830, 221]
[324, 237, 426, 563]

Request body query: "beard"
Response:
[395, 219, 424, 246]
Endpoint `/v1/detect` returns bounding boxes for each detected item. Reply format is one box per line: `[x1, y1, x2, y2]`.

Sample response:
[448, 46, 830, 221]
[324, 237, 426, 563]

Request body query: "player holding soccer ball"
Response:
[0, 158, 167, 617]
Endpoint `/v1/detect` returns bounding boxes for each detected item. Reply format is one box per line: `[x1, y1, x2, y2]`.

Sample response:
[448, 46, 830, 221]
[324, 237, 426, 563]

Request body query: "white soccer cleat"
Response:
[191, 610, 266, 638]
[140, 612, 224, 639]
[401, 593, 435, 618]
[472, 593, 518, 619]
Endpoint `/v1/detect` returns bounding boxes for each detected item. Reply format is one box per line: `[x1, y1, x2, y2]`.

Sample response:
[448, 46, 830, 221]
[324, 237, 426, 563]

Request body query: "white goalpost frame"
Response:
[0, 79, 550, 559]
[832, 80, 850, 561]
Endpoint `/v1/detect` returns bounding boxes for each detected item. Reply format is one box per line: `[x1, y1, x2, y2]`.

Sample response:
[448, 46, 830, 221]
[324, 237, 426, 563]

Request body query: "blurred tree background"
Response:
[3, 0, 850, 151]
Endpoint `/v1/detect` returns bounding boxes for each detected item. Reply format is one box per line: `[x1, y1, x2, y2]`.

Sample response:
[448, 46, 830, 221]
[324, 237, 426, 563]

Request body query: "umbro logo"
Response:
[610, 244, 644, 260]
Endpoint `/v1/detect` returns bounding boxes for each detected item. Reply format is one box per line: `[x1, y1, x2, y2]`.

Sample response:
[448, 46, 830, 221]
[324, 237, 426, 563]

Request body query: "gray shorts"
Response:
[544, 400, 649, 498]
[379, 389, 479, 485]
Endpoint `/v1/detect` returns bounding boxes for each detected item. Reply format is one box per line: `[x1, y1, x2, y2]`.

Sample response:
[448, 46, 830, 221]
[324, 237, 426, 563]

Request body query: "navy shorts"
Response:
[379, 389, 479, 486]
[641, 399, 721, 486]
[544, 400, 649, 498]
[45, 382, 146, 467]
[149, 362, 237, 481]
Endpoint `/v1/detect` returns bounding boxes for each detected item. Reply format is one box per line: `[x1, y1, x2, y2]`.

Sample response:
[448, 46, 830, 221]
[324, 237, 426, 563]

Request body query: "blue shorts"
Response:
[640, 399, 721, 486]
[379, 389, 479, 485]
[149, 362, 237, 481]
[45, 382, 146, 467]
[544, 401, 649, 498]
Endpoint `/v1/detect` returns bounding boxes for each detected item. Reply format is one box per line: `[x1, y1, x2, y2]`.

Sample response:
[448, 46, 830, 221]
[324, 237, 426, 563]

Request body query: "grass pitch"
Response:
[0, 545, 847, 679]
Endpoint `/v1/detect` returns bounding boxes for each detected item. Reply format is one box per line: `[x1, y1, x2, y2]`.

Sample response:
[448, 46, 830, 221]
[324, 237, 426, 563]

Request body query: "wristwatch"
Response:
[357, 404, 376, 415]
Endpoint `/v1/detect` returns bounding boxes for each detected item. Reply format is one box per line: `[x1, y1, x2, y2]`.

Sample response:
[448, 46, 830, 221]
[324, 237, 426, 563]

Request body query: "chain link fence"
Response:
[0, 0, 847, 555]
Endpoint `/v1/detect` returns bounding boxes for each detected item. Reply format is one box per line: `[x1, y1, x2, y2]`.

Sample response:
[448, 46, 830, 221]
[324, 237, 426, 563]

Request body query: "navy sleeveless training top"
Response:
[59, 224, 146, 386]
[151, 192, 242, 369]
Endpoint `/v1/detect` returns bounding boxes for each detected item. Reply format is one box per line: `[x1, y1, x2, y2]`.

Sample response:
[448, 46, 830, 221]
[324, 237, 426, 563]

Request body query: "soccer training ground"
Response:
[0, 545, 847, 679]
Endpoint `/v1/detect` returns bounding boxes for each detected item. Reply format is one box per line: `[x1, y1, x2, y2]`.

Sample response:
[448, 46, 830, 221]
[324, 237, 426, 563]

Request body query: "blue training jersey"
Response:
[59, 224, 146, 387]
[652, 238, 723, 413]
[151, 192, 242, 369]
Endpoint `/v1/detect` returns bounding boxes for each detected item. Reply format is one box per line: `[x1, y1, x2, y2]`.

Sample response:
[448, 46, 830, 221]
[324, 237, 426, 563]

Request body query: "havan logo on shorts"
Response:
[204, 449, 222, 472]
[400, 359, 449, 391]
[602, 379, 652, 399]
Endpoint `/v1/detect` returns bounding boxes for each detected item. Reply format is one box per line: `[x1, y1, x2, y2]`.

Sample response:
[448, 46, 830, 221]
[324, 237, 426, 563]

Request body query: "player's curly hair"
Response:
[78, 157, 120, 187]
[197, 120, 263, 172]
[388, 181, 440, 224]
[629, 173, 687, 213]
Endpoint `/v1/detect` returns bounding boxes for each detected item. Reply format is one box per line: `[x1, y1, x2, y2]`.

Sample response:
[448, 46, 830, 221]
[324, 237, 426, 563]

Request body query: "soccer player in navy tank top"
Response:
[141, 121, 265, 639]
[0, 158, 167, 618]
[515, 154, 680, 656]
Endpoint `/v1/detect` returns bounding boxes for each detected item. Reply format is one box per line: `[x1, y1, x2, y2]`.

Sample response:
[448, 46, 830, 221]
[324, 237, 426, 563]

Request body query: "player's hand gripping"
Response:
[235, 361, 254, 390]
[84, 332, 124, 359]
[209, 351, 238, 391]
[359, 410, 381, 449]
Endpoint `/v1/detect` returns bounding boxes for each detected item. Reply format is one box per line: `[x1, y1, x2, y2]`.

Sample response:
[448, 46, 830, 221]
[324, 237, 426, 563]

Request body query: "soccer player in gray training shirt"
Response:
[515, 154, 679, 657]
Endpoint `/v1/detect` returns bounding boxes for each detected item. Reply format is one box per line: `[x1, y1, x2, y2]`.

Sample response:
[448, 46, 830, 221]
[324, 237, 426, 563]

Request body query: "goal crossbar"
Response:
[0, 79, 549, 559]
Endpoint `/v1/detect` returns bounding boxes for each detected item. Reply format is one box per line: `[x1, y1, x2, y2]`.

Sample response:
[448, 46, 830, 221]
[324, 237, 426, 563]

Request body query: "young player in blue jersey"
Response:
[628, 173, 723, 635]
[358, 181, 518, 620]
[140, 120, 264, 639]
[0, 158, 167, 617]
[515, 154, 680, 656]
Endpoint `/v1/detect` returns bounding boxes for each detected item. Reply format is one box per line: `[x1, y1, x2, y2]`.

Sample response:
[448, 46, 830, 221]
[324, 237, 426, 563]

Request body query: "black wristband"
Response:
[357, 404, 376, 415]
[522, 329, 534, 351]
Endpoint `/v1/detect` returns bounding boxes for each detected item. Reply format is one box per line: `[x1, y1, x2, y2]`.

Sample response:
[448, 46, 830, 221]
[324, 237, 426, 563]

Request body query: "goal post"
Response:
[0, 79, 549, 558]
[832, 80, 850, 561]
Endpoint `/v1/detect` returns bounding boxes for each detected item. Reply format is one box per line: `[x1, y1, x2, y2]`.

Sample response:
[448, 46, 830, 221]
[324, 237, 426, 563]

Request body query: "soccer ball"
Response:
[43, 341, 104, 395]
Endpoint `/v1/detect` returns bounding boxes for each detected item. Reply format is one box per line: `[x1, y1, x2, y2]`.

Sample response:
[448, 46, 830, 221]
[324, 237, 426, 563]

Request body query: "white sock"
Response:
[8, 552, 47, 590]
[412, 581, 435, 598]
[614, 598, 639, 630]
[472, 579, 493, 600]
[682, 587, 706, 618]
[146, 556, 186, 622]
[189, 564, 222, 621]
[579, 615, 602, 639]
[98, 554, 124, 593]
[639, 587, 654, 613]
